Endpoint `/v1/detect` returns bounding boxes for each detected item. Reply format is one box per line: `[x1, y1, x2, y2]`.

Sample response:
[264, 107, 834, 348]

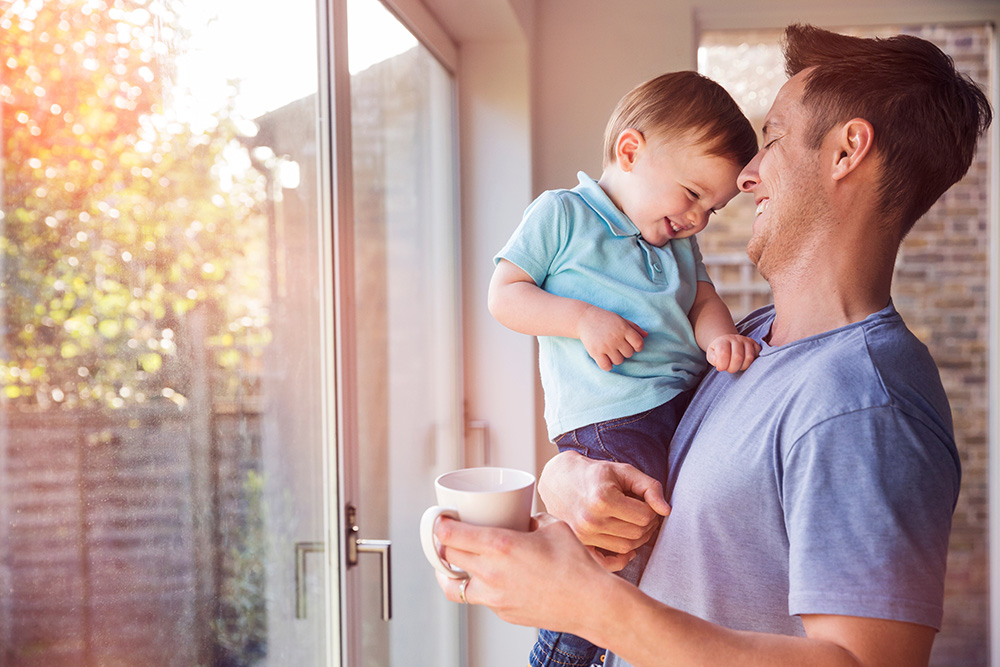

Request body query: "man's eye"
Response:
[764, 137, 780, 149]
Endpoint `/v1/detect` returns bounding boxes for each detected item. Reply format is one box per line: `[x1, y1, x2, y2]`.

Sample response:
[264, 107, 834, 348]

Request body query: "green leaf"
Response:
[98, 320, 122, 339]
[138, 352, 163, 373]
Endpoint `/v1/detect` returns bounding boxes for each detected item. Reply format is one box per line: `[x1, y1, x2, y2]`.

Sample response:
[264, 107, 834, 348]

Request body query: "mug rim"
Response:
[434, 466, 535, 493]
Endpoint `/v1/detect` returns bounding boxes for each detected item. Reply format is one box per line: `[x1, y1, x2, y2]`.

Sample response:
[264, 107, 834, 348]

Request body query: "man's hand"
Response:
[538, 451, 669, 569]
[706, 334, 760, 373]
[434, 513, 617, 633]
[577, 305, 647, 371]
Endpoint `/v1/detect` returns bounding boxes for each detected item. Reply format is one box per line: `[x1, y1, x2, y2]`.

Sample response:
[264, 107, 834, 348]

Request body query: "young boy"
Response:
[488, 71, 760, 667]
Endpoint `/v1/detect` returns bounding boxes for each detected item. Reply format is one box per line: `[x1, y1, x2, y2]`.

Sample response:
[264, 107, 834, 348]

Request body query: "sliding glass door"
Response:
[1, 0, 331, 664]
[1, 1, 462, 665]
[340, 0, 463, 665]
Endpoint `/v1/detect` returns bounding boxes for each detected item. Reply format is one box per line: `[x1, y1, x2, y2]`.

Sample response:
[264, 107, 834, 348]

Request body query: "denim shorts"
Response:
[530, 393, 691, 667]
[552, 391, 690, 483]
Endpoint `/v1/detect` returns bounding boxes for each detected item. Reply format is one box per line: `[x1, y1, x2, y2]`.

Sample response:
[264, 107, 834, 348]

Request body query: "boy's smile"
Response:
[602, 130, 744, 248]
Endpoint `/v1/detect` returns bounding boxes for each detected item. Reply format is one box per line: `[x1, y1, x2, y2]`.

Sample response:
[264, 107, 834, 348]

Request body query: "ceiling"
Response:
[420, 0, 526, 42]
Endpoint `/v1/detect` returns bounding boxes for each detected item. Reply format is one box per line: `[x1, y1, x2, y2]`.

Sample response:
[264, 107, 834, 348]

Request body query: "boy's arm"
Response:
[688, 281, 760, 373]
[488, 259, 591, 338]
[488, 259, 648, 371]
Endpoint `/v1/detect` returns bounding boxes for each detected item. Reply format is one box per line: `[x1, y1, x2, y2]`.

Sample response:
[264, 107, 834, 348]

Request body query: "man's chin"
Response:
[746, 241, 762, 269]
[746, 241, 774, 283]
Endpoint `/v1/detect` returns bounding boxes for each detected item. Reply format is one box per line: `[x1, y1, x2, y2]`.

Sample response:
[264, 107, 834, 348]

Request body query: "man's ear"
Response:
[615, 128, 645, 172]
[831, 118, 874, 181]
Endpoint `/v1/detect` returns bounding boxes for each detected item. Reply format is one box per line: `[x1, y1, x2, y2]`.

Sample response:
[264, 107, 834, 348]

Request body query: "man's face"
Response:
[737, 71, 827, 280]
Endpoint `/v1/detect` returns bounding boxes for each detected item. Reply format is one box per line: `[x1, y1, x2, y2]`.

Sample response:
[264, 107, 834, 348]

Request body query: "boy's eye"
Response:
[685, 188, 700, 200]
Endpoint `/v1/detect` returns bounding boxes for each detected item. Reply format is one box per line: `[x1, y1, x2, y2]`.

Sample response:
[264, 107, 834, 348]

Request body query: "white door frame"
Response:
[315, 0, 349, 663]
[318, 0, 462, 664]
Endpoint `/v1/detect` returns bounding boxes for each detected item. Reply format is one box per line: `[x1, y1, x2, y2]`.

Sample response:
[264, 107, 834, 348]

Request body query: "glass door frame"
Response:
[317, 0, 462, 664]
[316, 0, 347, 663]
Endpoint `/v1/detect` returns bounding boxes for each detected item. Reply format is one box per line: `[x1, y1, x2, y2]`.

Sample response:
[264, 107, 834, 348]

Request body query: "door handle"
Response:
[356, 539, 392, 620]
[346, 504, 392, 621]
[294, 541, 325, 619]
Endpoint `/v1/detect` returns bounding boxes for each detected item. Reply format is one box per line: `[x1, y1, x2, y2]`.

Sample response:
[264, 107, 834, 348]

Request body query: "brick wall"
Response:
[0, 404, 265, 666]
[0, 409, 204, 666]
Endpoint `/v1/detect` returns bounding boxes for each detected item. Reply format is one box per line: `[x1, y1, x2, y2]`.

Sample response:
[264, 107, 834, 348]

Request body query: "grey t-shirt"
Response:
[606, 302, 960, 667]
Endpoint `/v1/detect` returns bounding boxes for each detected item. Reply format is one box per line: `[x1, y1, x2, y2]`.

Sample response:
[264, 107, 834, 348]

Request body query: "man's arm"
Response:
[488, 259, 648, 371]
[434, 515, 935, 667]
[592, 572, 934, 667]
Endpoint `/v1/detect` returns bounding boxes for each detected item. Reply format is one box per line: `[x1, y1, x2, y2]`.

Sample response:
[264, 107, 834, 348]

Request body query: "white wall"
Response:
[457, 37, 539, 667]
[533, 0, 696, 193]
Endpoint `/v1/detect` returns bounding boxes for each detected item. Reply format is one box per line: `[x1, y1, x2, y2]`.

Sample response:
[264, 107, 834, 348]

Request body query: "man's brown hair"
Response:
[783, 24, 992, 236]
[602, 71, 758, 169]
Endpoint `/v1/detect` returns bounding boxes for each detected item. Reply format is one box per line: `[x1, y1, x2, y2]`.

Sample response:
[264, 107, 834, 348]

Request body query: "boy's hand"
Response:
[706, 334, 760, 373]
[577, 305, 647, 371]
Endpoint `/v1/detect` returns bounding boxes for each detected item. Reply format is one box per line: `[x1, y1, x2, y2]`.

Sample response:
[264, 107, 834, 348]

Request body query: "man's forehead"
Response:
[761, 105, 787, 137]
[762, 73, 807, 135]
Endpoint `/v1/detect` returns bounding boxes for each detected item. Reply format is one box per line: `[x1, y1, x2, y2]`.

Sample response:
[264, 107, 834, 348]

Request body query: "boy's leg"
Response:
[529, 395, 689, 667]
[531, 628, 606, 667]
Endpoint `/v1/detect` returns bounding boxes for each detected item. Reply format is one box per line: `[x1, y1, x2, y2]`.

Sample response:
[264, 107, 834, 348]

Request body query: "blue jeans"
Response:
[529, 394, 690, 667]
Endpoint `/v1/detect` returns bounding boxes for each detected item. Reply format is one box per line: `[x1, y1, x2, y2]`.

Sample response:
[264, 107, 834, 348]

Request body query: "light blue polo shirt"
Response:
[495, 172, 711, 439]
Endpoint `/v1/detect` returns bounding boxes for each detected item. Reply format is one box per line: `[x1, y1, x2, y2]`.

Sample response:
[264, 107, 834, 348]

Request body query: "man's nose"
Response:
[738, 152, 762, 192]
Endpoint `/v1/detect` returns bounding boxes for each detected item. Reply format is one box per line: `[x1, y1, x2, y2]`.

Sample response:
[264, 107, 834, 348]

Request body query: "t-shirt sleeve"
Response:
[689, 235, 712, 284]
[782, 407, 960, 629]
[493, 191, 566, 286]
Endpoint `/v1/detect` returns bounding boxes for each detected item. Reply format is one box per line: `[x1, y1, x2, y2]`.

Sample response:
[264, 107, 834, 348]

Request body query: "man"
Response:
[434, 24, 992, 666]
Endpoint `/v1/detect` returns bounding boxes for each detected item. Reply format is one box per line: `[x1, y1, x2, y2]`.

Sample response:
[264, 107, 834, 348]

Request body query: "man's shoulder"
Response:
[725, 303, 952, 440]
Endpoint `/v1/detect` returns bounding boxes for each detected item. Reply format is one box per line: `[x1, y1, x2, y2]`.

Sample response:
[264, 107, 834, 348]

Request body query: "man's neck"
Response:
[765, 237, 896, 347]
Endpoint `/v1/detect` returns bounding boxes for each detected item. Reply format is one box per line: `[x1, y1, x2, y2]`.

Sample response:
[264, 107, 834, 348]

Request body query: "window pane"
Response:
[1, 1, 329, 664]
[347, 0, 462, 663]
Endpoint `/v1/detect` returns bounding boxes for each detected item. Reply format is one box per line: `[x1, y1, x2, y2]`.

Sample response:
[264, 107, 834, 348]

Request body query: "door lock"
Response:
[346, 504, 392, 621]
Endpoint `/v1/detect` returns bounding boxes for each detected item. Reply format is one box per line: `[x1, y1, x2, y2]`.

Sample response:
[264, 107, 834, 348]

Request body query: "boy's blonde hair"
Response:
[603, 71, 758, 169]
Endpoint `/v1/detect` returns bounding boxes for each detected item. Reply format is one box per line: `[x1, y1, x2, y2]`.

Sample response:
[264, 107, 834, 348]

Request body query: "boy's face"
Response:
[615, 131, 743, 247]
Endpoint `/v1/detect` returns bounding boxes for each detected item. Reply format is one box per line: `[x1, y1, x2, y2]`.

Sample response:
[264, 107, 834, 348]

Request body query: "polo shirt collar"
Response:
[574, 171, 665, 280]
[574, 172, 639, 238]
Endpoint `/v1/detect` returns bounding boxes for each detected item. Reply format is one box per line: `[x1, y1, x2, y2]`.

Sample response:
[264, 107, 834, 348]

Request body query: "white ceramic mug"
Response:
[420, 466, 536, 579]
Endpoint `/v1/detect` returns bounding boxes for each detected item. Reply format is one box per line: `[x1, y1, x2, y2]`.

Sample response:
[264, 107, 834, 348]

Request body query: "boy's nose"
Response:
[686, 208, 709, 228]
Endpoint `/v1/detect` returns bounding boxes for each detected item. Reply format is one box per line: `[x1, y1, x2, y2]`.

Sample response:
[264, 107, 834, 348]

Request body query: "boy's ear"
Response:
[831, 118, 874, 181]
[615, 128, 645, 172]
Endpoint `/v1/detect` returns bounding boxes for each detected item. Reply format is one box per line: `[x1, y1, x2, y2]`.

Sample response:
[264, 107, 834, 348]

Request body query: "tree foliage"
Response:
[1, 0, 271, 410]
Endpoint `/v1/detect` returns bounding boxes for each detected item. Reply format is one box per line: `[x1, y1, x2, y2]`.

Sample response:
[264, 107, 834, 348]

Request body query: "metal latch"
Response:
[346, 504, 392, 621]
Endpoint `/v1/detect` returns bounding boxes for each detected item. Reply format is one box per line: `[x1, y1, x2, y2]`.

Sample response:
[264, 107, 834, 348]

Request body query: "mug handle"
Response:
[419, 506, 468, 579]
